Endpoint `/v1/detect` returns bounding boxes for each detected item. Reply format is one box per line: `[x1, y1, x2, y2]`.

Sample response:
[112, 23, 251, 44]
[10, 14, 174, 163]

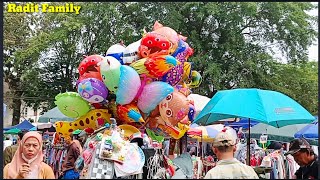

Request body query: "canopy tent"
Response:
[38, 107, 74, 123]
[248, 122, 318, 145]
[3, 119, 35, 131]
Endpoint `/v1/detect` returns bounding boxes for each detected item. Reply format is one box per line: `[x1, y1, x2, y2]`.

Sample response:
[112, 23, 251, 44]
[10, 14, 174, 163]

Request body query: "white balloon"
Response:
[106, 44, 126, 55]
[122, 39, 142, 64]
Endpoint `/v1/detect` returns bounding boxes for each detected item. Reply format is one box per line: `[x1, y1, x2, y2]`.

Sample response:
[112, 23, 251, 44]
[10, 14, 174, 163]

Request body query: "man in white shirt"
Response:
[204, 127, 259, 179]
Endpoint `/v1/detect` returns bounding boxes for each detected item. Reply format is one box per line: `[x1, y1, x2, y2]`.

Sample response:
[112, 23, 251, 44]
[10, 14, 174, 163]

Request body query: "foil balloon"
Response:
[77, 71, 103, 87]
[171, 39, 187, 58]
[152, 21, 187, 55]
[139, 32, 172, 58]
[55, 109, 112, 138]
[77, 78, 108, 103]
[116, 65, 141, 105]
[78, 55, 103, 75]
[182, 62, 193, 82]
[173, 40, 194, 64]
[99, 56, 121, 93]
[117, 103, 144, 124]
[158, 88, 196, 127]
[187, 71, 202, 88]
[137, 81, 174, 114]
[122, 39, 141, 65]
[106, 44, 126, 64]
[161, 63, 184, 86]
[145, 116, 189, 139]
[54, 92, 91, 118]
[130, 55, 180, 79]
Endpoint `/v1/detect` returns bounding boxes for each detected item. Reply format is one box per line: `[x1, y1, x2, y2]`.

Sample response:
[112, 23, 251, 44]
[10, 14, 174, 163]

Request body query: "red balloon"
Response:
[77, 71, 103, 87]
[78, 55, 103, 75]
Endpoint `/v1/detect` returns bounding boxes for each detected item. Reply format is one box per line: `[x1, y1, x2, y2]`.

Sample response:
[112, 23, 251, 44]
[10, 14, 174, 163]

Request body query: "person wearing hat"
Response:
[204, 127, 259, 179]
[285, 138, 318, 179]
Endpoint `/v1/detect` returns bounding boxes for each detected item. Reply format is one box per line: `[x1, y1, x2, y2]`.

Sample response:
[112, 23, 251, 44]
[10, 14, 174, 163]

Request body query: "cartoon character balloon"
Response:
[55, 109, 112, 138]
[152, 21, 187, 55]
[99, 56, 121, 93]
[54, 92, 91, 118]
[77, 78, 108, 103]
[78, 55, 104, 75]
[130, 55, 180, 79]
[139, 32, 172, 58]
[145, 87, 195, 139]
[123, 39, 141, 65]
[158, 88, 195, 126]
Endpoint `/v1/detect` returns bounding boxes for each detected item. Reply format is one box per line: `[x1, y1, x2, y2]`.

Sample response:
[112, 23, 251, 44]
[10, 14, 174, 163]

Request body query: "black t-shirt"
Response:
[295, 159, 318, 179]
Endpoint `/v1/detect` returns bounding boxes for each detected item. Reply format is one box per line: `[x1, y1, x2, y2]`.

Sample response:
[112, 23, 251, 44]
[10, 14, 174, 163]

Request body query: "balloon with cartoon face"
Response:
[78, 55, 104, 75]
[99, 56, 121, 93]
[158, 88, 196, 127]
[54, 92, 91, 118]
[77, 78, 108, 103]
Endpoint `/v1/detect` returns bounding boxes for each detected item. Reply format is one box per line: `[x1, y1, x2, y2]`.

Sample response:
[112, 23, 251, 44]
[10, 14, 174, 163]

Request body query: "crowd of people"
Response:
[2, 126, 318, 179]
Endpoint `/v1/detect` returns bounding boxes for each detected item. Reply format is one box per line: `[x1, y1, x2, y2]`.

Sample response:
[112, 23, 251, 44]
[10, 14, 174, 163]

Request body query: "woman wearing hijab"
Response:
[3, 131, 55, 179]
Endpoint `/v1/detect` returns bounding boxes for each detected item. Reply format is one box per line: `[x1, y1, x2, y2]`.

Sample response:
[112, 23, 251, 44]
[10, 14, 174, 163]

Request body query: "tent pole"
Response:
[246, 118, 251, 166]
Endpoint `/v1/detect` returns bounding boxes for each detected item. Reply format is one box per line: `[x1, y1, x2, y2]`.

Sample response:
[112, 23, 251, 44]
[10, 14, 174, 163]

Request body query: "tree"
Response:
[118, 2, 317, 98]
[22, 2, 128, 110]
[3, 3, 48, 125]
[268, 61, 318, 115]
[6, 2, 317, 117]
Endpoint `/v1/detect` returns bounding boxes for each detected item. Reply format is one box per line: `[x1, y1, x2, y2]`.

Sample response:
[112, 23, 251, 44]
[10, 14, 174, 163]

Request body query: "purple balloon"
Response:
[77, 78, 108, 103]
[161, 63, 184, 86]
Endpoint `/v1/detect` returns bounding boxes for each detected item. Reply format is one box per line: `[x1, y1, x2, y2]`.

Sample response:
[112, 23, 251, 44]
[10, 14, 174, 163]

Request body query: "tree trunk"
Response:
[12, 97, 22, 126]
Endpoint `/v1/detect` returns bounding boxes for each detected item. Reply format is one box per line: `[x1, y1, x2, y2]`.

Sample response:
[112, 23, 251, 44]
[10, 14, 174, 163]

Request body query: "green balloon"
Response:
[99, 56, 121, 93]
[54, 92, 91, 118]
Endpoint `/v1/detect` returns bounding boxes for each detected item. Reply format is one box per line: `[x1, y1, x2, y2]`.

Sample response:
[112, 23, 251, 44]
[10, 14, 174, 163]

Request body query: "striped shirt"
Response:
[204, 158, 259, 179]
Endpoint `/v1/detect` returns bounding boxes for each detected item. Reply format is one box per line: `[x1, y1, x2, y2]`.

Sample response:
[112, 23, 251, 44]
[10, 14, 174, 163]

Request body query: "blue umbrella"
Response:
[224, 118, 259, 129]
[194, 88, 315, 127]
[294, 119, 318, 139]
[193, 88, 315, 166]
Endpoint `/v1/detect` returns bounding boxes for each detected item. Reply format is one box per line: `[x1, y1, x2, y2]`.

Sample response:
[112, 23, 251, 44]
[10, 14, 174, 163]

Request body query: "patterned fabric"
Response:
[87, 143, 114, 179]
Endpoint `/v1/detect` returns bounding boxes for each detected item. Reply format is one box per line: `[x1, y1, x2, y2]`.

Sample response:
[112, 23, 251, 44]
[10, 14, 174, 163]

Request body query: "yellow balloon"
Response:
[55, 109, 112, 138]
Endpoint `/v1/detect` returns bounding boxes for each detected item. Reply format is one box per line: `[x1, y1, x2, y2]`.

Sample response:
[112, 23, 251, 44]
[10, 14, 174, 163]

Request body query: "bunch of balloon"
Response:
[53, 21, 202, 140]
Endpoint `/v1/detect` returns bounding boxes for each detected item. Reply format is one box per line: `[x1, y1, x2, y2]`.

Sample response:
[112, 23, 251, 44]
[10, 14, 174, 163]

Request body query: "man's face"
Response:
[292, 150, 310, 167]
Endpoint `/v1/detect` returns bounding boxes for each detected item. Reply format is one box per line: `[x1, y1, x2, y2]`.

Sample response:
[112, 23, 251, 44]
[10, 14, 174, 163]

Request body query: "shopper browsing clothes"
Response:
[285, 138, 318, 179]
[204, 127, 259, 179]
[61, 133, 81, 179]
[3, 131, 55, 179]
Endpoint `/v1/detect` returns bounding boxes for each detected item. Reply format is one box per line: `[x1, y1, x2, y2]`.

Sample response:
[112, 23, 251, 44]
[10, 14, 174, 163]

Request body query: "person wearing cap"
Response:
[204, 127, 259, 179]
[285, 138, 318, 179]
